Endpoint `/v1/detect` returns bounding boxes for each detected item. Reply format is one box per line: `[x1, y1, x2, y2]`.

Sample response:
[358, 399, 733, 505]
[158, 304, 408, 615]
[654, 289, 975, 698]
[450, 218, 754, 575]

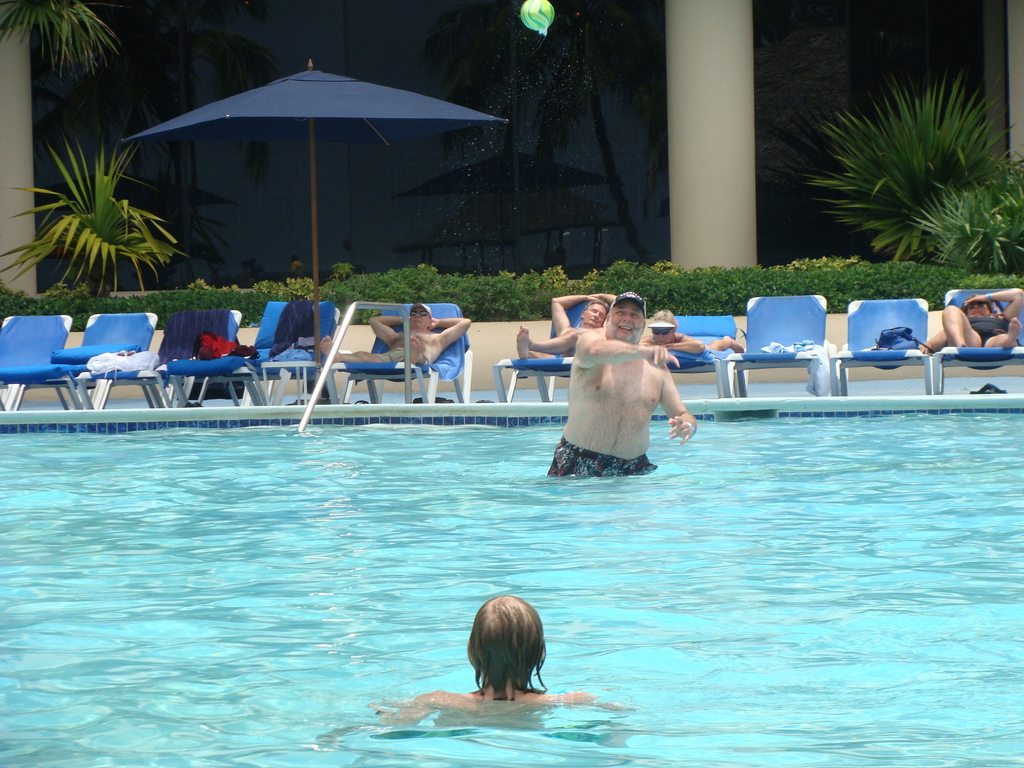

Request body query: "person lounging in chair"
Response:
[320, 304, 471, 366]
[920, 289, 1024, 353]
[515, 293, 616, 359]
[639, 309, 744, 366]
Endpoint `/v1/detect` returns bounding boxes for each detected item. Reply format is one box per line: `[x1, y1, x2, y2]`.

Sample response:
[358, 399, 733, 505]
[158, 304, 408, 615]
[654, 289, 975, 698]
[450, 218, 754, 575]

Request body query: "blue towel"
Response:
[159, 310, 233, 365]
[270, 300, 315, 358]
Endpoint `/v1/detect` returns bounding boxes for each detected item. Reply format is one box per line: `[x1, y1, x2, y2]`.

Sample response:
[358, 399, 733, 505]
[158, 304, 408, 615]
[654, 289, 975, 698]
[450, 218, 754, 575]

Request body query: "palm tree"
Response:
[2, 142, 179, 295]
[0, 0, 119, 291]
[422, 0, 665, 263]
[0, 0, 117, 72]
[29, 0, 277, 285]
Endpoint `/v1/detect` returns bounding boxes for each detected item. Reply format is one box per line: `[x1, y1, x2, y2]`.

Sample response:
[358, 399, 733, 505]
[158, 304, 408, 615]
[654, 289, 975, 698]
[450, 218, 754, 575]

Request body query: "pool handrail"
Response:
[298, 302, 412, 432]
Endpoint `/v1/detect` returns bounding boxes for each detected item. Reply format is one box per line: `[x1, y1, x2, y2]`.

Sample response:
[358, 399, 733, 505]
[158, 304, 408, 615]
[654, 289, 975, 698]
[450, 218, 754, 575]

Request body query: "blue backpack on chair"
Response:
[874, 327, 923, 350]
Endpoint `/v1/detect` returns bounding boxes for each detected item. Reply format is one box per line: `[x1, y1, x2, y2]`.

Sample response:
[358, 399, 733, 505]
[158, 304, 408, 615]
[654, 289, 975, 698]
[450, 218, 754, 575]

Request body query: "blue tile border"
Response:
[4, 406, 1024, 435]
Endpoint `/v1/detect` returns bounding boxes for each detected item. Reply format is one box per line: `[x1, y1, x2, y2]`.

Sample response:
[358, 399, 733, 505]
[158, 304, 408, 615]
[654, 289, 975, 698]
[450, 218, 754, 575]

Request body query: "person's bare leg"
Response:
[335, 351, 382, 363]
[516, 325, 551, 359]
[939, 305, 982, 348]
[320, 338, 383, 364]
[709, 336, 744, 353]
[985, 317, 1022, 348]
[320, 335, 335, 358]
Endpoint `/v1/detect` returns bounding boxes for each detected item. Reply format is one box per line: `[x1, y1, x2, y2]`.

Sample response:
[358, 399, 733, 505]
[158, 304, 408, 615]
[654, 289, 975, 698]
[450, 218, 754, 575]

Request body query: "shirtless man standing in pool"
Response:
[548, 292, 697, 478]
[320, 303, 471, 365]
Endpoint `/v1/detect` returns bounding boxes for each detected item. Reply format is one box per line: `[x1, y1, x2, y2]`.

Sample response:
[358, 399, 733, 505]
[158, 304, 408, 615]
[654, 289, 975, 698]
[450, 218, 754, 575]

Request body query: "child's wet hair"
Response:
[467, 595, 546, 700]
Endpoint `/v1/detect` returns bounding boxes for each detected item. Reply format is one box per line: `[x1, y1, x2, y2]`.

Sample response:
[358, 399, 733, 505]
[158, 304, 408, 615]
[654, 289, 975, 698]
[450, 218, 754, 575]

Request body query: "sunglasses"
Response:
[409, 310, 430, 317]
[963, 301, 991, 311]
[651, 328, 674, 335]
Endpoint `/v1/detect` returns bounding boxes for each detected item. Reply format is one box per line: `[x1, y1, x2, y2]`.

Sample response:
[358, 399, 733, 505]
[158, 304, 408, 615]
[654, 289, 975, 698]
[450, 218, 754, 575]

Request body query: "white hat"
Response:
[648, 321, 676, 328]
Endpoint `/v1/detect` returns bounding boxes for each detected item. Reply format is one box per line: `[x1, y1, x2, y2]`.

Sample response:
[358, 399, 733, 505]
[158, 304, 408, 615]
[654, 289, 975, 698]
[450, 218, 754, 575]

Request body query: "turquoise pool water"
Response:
[2, 416, 1023, 767]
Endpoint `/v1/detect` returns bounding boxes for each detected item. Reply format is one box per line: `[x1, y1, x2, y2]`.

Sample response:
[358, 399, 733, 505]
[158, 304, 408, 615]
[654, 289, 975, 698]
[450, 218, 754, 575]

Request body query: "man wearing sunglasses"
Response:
[640, 310, 744, 366]
[919, 289, 1023, 353]
[321, 303, 471, 365]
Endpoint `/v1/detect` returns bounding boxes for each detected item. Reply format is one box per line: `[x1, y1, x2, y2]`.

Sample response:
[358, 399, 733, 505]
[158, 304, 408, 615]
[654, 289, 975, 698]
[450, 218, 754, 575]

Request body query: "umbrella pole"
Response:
[310, 115, 322, 370]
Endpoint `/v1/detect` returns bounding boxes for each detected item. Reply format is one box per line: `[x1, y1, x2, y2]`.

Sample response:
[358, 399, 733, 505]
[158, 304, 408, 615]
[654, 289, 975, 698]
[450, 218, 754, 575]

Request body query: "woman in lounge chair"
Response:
[515, 294, 616, 359]
[639, 309, 744, 367]
[920, 289, 1024, 353]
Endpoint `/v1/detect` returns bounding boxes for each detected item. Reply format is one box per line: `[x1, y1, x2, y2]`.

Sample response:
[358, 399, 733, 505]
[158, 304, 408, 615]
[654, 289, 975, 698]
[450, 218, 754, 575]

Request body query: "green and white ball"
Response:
[520, 0, 554, 36]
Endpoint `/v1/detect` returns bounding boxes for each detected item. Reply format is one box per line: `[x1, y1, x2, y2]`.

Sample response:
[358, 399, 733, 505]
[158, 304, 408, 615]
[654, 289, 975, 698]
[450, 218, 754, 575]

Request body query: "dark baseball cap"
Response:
[610, 292, 647, 317]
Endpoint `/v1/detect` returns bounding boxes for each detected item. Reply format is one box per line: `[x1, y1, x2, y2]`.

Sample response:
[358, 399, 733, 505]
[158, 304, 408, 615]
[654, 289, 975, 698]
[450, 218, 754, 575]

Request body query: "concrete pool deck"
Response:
[4, 374, 1024, 433]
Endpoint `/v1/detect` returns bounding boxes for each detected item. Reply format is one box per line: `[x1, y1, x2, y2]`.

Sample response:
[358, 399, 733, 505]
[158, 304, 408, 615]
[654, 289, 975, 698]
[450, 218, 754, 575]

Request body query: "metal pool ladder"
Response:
[298, 302, 412, 432]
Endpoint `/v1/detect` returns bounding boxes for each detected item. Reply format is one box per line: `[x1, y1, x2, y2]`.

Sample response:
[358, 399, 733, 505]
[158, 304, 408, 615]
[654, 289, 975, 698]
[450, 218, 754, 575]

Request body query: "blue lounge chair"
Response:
[83, 309, 260, 408]
[932, 289, 1024, 395]
[715, 295, 830, 397]
[0, 315, 78, 410]
[491, 302, 585, 402]
[163, 309, 268, 406]
[331, 303, 472, 403]
[62, 313, 159, 407]
[255, 300, 340, 405]
[666, 315, 740, 375]
[829, 299, 932, 396]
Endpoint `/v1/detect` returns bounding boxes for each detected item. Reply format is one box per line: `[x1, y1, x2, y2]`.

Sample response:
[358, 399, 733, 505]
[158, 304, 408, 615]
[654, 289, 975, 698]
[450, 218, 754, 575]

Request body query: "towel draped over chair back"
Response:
[270, 300, 315, 358]
[158, 310, 235, 365]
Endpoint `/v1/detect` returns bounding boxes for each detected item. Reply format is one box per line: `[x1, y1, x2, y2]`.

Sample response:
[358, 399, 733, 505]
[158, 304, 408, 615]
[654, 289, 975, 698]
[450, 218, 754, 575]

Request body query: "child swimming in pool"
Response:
[374, 596, 593, 721]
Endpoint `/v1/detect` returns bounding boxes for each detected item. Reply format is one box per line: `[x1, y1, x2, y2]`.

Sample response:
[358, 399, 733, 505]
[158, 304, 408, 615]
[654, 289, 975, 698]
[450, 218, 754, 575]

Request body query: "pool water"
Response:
[2, 415, 1023, 767]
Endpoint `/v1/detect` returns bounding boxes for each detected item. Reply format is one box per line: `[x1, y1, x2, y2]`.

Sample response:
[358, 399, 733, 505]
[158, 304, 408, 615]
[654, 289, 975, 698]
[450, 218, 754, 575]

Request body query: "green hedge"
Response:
[3, 259, 1021, 330]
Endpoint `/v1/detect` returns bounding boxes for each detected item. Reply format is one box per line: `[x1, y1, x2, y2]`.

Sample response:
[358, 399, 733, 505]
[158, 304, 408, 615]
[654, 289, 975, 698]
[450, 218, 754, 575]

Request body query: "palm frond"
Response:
[0, 142, 180, 295]
[0, 0, 118, 72]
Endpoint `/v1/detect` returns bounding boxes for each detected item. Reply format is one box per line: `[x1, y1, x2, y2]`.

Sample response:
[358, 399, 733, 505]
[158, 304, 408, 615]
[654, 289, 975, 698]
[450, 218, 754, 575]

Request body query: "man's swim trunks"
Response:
[378, 347, 406, 363]
[547, 437, 656, 477]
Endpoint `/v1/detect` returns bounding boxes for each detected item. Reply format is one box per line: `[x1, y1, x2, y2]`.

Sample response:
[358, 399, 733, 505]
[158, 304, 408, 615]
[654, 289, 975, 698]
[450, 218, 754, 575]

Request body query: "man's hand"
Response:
[668, 415, 695, 444]
[640, 343, 671, 367]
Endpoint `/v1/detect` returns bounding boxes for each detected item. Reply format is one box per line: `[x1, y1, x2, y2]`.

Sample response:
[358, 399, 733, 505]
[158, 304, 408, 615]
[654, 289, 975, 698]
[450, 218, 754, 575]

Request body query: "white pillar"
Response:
[983, 0, 1007, 148]
[0, 25, 37, 294]
[1008, 0, 1024, 156]
[664, 0, 757, 268]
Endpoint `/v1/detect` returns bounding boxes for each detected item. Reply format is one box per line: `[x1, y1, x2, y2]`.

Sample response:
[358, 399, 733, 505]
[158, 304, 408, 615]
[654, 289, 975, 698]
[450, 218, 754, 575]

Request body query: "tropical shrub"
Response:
[809, 77, 1002, 261]
[0, 143, 180, 296]
[916, 162, 1024, 275]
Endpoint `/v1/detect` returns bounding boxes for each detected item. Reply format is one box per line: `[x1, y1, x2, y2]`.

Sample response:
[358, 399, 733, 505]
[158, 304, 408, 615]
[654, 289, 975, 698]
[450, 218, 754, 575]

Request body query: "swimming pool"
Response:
[2, 416, 1023, 766]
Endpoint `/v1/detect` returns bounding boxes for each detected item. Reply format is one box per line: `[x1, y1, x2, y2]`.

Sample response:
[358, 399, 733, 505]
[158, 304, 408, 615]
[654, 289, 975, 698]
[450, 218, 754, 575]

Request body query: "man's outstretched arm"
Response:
[575, 330, 671, 369]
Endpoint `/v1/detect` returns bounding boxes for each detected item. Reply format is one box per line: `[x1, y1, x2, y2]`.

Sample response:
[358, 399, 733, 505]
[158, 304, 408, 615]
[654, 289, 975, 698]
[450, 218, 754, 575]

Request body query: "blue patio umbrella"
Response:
[126, 64, 504, 362]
